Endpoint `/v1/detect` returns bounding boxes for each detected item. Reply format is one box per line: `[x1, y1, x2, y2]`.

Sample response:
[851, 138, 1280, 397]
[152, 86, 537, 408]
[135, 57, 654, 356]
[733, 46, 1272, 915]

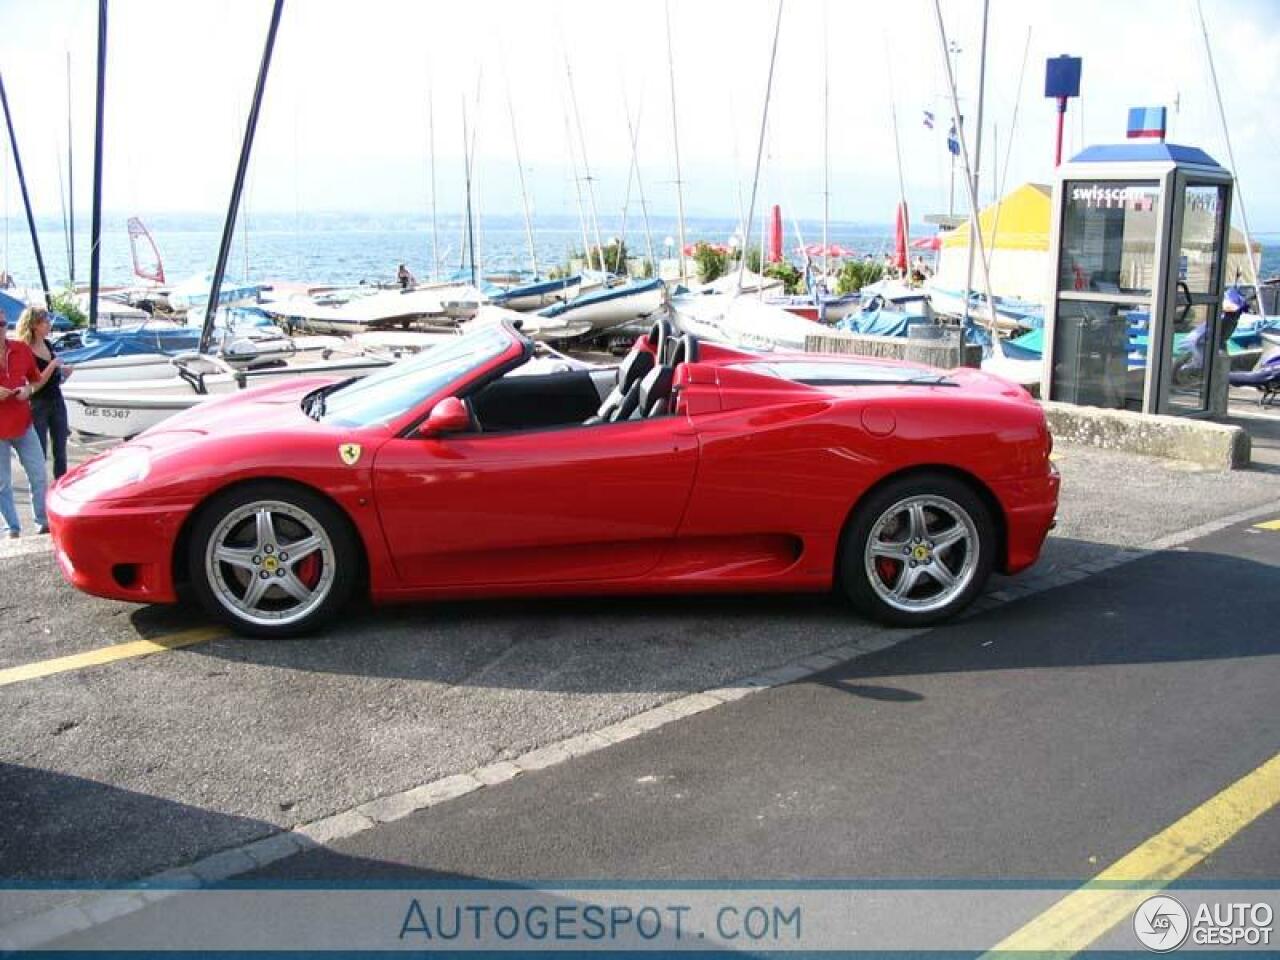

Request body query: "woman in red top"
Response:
[1, 321, 56, 537]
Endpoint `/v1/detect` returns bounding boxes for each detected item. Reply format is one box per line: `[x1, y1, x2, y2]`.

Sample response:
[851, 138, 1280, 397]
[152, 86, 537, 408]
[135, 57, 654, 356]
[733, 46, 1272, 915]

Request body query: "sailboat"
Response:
[62, 340, 393, 440]
[67, 0, 403, 439]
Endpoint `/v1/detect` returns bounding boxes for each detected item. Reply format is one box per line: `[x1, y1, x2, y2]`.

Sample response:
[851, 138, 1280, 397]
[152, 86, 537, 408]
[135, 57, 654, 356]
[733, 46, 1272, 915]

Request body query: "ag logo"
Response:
[1134, 895, 1190, 952]
[338, 443, 362, 466]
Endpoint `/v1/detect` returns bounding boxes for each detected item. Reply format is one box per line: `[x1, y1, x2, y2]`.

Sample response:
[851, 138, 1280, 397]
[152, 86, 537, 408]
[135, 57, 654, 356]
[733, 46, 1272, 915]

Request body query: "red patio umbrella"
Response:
[893, 202, 909, 272]
[911, 235, 942, 251]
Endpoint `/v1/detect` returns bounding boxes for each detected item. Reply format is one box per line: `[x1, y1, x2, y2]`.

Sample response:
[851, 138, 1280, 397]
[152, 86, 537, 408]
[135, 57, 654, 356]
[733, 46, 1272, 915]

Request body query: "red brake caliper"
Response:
[295, 552, 322, 589]
[875, 556, 899, 585]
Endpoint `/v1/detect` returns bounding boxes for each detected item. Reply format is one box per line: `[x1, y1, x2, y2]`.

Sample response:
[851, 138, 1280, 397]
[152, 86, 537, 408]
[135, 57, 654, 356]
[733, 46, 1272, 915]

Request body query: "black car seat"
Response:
[629, 365, 676, 419]
[670, 334, 699, 367]
[584, 349, 655, 425]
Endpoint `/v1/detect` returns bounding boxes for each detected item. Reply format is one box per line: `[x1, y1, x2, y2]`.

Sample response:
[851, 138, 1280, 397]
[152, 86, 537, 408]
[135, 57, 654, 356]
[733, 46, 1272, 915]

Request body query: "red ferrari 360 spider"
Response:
[49, 319, 1058, 637]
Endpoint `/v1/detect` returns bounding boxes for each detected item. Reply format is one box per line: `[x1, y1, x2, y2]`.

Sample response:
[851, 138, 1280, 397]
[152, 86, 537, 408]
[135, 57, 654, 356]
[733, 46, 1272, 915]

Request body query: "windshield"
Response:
[314, 325, 512, 427]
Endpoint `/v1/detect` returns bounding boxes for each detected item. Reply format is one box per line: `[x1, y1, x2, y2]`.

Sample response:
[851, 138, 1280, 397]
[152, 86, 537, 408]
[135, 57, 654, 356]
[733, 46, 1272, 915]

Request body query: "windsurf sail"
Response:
[127, 216, 166, 285]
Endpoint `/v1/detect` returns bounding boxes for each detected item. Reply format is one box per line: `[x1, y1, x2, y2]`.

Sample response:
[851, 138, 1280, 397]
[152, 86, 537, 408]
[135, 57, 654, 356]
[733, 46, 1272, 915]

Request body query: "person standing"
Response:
[16, 306, 72, 479]
[0, 320, 53, 537]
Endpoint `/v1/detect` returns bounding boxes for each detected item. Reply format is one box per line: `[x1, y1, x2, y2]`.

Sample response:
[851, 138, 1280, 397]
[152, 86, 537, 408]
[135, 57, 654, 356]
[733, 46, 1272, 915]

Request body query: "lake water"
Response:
[2, 211, 1276, 292]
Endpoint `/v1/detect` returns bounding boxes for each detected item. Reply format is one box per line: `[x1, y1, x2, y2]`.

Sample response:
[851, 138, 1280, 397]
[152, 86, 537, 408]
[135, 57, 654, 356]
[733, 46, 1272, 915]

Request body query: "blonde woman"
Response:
[16, 306, 72, 478]
[1, 310, 56, 537]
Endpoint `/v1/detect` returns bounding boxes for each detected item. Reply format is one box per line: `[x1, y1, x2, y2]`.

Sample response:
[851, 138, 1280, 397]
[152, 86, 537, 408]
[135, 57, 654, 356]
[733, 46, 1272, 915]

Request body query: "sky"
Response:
[1, 0, 1278, 238]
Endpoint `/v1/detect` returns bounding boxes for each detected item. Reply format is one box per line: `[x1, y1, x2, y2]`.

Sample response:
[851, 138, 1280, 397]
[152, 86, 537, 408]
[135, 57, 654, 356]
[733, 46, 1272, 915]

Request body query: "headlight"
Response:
[61, 449, 152, 500]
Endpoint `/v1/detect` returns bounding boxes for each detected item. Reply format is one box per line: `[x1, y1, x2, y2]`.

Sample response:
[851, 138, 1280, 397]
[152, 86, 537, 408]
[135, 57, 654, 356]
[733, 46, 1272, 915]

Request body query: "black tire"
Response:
[839, 472, 996, 627]
[188, 482, 359, 638]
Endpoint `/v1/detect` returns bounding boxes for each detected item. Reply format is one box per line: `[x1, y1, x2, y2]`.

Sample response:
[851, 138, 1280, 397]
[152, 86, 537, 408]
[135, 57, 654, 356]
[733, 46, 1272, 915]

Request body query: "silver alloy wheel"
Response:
[863, 493, 980, 614]
[204, 499, 337, 628]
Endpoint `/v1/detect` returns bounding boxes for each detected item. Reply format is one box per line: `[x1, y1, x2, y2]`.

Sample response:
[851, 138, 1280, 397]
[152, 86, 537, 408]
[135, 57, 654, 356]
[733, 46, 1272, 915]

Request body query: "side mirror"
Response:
[419, 396, 471, 437]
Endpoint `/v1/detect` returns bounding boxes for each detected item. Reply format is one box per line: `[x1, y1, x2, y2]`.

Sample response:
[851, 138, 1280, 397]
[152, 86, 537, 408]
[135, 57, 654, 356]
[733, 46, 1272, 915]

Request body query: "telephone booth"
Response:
[1042, 143, 1234, 415]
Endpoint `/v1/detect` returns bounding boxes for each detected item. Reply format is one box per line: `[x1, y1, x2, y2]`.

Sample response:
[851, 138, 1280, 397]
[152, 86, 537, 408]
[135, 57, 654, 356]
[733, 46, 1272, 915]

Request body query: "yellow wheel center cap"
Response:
[912, 545, 931, 562]
[263, 556, 280, 573]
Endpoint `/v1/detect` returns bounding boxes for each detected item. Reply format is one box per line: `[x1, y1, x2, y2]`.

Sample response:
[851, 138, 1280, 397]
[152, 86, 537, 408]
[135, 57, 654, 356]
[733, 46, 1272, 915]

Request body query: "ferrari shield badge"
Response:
[338, 443, 362, 466]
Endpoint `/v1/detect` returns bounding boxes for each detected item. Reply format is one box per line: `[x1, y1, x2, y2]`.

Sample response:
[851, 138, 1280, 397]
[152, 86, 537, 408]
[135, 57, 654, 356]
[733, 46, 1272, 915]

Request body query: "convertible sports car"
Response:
[48, 318, 1059, 638]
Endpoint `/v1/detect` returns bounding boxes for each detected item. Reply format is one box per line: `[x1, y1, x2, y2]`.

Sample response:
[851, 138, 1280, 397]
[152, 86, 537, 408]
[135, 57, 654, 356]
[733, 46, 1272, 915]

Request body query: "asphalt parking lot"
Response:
[1, 416, 1279, 942]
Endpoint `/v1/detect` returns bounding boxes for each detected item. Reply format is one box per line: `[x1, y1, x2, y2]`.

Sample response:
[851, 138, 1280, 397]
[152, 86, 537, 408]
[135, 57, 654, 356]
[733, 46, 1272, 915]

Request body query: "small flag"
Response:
[923, 110, 935, 130]
[946, 119, 961, 156]
[1126, 106, 1167, 140]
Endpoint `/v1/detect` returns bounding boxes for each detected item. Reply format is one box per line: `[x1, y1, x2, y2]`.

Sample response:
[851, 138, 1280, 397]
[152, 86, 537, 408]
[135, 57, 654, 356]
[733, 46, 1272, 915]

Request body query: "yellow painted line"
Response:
[0, 628, 224, 688]
[987, 751, 1280, 956]
[1253, 518, 1280, 531]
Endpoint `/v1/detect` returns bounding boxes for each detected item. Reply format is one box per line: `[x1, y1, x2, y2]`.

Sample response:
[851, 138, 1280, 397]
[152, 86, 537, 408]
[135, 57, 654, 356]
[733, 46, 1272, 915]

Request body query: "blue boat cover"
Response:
[493, 275, 581, 303]
[538, 278, 664, 319]
[60, 327, 203, 363]
[1, 290, 74, 330]
[837, 305, 929, 338]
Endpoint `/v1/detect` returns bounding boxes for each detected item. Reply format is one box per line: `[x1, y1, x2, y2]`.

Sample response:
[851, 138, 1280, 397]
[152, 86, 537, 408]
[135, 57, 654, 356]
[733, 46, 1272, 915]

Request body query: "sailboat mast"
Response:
[57, 145, 70, 289]
[0, 72, 51, 302]
[735, 0, 786, 295]
[960, 0, 990, 325]
[462, 98, 477, 287]
[200, 0, 285, 354]
[472, 71, 486, 283]
[563, 106, 591, 274]
[1195, 0, 1262, 295]
[822, 0, 829, 283]
[504, 64, 539, 278]
[931, 0, 1001, 345]
[66, 51, 75, 289]
[563, 54, 605, 272]
[664, 0, 688, 282]
[87, 0, 107, 328]
[886, 44, 909, 276]
[428, 85, 439, 282]
[621, 86, 657, 273]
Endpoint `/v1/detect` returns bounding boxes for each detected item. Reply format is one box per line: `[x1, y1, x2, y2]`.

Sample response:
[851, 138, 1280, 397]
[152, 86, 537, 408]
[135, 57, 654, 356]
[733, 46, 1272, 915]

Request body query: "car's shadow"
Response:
[126, 536, 1278, 694]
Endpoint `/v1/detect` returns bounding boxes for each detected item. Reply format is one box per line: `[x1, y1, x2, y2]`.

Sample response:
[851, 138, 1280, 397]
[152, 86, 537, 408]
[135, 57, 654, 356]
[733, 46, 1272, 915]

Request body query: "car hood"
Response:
[145, 377, 334, 437]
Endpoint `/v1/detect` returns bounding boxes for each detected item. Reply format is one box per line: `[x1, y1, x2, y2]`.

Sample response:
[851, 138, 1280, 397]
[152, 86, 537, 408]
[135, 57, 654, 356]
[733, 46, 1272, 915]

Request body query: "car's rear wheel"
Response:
[188, 483, 357, 638]
[840, 473, 995, 627]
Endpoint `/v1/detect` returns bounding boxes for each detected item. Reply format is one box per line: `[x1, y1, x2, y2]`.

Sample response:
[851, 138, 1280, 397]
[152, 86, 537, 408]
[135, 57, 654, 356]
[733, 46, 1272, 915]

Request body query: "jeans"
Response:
[0, 425, 49, 534]
[32, 397, 70, 478]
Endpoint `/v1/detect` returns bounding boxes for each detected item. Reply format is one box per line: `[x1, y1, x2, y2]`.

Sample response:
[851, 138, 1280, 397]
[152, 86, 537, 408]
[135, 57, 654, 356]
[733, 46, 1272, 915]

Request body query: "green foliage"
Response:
[745, 247, 763, 274]
[584, 239, 628, 276]
[835, 260, 884, 296]
[692, 242, 729, 283]
[48, 288, 88, 328]
[763, 261, 804, 295]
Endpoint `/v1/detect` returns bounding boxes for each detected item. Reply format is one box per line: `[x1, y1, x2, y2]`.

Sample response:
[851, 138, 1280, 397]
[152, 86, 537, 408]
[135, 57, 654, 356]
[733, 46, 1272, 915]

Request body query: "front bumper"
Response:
[48, 487, 189, 604]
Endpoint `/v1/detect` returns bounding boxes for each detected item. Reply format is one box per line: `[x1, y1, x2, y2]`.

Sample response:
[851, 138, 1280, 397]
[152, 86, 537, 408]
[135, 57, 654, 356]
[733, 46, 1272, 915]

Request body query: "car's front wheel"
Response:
[840, 473, 995, 627]
[188, 483, 358, 638]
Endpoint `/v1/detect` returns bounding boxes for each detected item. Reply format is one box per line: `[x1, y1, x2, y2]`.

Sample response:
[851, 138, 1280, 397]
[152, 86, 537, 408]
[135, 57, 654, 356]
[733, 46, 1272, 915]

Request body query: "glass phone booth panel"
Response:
[1050, 181, 1162, 410]
[1166, 181, 1229, 414]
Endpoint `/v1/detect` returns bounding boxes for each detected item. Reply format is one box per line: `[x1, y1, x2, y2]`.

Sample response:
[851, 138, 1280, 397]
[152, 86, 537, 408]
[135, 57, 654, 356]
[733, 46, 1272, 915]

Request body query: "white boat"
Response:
[350, 329, 460, 355]
[697, 269, 784, 297]
[168, 271, 263, 313]
[258, 281, 487, 333]
[490, 275, 583, 312]
[536, 278, 666, 335]
[923, 282, 1043, 332]
[72, 293, 152, 328]
[468, 305, 593, 342]
[671, 292, 830, 352]
[63, 347, 393, 440]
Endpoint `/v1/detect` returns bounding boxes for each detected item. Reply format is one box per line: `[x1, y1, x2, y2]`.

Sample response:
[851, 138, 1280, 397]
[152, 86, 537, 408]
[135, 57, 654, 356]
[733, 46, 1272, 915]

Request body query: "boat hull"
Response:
[64, 355, 390, 440]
